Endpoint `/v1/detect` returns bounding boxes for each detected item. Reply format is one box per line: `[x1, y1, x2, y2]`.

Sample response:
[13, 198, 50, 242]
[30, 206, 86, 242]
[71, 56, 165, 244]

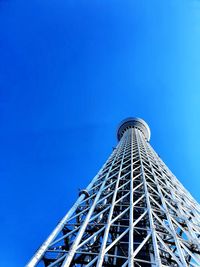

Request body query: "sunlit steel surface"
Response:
[27, 118, 200, 267]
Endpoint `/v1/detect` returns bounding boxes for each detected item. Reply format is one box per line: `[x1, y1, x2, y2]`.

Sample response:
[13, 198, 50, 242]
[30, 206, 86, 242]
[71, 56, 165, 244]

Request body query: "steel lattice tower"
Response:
[27, 118, 200, 267]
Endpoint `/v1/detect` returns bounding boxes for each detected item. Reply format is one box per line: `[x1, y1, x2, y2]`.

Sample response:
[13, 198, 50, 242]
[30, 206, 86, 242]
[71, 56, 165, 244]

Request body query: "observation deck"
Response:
[117, 117, 151, 141]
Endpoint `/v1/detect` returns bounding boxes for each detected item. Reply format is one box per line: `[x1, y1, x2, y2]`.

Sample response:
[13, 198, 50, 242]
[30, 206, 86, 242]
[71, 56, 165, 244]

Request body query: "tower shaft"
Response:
[27, 118, 200, 267]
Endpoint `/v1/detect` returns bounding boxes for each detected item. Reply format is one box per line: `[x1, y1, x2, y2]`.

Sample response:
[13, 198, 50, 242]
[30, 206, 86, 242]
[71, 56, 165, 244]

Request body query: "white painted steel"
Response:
[27, 118, 200, 267]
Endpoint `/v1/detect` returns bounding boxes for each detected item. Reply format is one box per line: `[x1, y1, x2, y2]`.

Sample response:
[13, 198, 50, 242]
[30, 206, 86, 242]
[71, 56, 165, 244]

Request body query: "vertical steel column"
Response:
[27, 140, 121, 267]
[138, 131, 187, 266]
[96, 133, 128, 267]
[27, 174, 98, 267]
[128, 128, 134, 267]
[61, 136, 126, 267]
[144, 137, 200, 265]
[135, 129, 162, 266]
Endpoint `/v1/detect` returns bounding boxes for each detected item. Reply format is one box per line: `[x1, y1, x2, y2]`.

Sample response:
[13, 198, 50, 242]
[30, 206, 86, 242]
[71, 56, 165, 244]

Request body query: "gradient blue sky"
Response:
[0, 0, 200, 266]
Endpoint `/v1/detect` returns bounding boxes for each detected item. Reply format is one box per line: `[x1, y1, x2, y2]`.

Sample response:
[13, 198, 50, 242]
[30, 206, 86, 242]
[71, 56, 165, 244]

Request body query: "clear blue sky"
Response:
[0, 0, 200, 266]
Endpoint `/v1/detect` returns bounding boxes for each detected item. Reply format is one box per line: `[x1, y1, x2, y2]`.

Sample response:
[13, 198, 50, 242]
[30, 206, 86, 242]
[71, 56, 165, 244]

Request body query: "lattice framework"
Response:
[27, 119, 200, 267]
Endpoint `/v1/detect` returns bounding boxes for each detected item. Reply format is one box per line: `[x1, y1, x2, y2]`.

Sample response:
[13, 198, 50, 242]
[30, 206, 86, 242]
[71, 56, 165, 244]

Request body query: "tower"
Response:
[27, 118, 200, 267]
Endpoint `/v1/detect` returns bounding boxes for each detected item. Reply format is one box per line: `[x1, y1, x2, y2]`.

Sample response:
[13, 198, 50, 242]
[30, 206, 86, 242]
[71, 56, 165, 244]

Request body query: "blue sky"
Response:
[0, 0, 200, 266]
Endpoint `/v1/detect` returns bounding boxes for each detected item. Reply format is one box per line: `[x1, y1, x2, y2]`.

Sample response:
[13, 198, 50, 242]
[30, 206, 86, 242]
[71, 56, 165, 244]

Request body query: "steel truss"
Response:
[27, 119, 200, 267]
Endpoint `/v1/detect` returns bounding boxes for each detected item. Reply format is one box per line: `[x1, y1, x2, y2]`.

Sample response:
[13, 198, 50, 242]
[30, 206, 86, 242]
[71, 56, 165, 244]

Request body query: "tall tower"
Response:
[27, 118, 200, 267]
